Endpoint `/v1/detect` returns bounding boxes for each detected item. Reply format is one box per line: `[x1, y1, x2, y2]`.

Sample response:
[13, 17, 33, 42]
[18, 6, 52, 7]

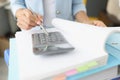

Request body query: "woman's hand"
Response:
[16, 8, 43, 30]
[75, 11, 106, 27]
[91, 20, 107, 27]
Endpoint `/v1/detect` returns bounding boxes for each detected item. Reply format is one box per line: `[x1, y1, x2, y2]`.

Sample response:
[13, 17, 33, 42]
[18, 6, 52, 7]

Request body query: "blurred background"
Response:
[0, 0, 120, 80]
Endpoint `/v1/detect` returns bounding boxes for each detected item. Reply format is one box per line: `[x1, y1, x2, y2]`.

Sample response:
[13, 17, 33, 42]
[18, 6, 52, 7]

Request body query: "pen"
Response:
[39, 23, 49, 36]
[27, 3, 49, 36]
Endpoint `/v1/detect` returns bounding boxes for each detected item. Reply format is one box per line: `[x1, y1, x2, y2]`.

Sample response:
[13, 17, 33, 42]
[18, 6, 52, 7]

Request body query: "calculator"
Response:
[32, 32, 74, 55]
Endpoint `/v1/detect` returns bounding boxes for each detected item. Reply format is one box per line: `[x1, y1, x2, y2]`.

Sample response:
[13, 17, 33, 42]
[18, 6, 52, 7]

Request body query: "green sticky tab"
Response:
[77, 66, 89, 72]
[87, 61, 98, 68]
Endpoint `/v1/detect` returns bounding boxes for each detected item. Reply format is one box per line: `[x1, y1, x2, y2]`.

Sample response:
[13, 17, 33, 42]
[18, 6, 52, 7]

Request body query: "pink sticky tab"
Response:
[65, 69, 77, 76]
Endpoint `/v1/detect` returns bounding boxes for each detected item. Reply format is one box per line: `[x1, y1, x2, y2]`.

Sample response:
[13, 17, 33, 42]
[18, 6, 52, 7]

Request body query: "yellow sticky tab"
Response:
[77, 66, 89, 72]
[87, 61, 98, 68]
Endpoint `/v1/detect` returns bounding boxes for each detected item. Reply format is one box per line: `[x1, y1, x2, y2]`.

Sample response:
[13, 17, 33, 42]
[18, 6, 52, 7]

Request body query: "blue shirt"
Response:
[10, 0, 86, 21]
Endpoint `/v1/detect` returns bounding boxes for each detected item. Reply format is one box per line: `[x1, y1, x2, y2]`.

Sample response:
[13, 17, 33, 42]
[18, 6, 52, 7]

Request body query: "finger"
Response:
[23, 10, 42, 25]
[17, 22, 32, 30]
[17, 22, 28, 30]
[23, 9, 33, 17]
[17, 13, 38, 27]
[92, 21, 98, 26]
[23, 16, 38, 26]
[92, 21, 106, 27]
[17, 19, 33, 30]
[34, 13, 43, 25]
[25, 12, 42, 25]
[37, 14, 43, 21]
[23, 9, 37, 22]
[20, 9, 42, 26]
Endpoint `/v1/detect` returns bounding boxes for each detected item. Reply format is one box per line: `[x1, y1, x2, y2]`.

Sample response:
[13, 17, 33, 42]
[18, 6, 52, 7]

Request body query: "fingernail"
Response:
[37, 21, 40, 25]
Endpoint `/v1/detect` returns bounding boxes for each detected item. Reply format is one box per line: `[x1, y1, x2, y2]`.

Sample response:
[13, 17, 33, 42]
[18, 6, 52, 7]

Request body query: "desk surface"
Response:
[8, 38, 120, 80]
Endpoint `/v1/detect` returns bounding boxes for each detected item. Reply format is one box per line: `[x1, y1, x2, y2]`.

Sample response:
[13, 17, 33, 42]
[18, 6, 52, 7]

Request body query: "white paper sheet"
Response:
[15, 18, 120, 80]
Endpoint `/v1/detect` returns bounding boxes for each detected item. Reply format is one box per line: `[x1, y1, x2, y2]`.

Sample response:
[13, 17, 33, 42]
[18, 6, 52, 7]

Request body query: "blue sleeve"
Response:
[10, 0, 27, 16]
[72, 0, 86, 16]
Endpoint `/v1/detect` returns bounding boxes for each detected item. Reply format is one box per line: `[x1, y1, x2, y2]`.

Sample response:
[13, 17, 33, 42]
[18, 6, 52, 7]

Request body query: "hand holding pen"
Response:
[27, 4, 48, 36]
[16, 8, 43, 30]
[16, 7, 49, 36]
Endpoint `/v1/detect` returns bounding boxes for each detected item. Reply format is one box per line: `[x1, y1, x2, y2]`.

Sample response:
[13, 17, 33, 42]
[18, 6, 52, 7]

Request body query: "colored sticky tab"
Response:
[53, 74, 66, 80]
[87, 61, 98, 68]
[65, 69, 78, 76]
[77, 65, 89, 72]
